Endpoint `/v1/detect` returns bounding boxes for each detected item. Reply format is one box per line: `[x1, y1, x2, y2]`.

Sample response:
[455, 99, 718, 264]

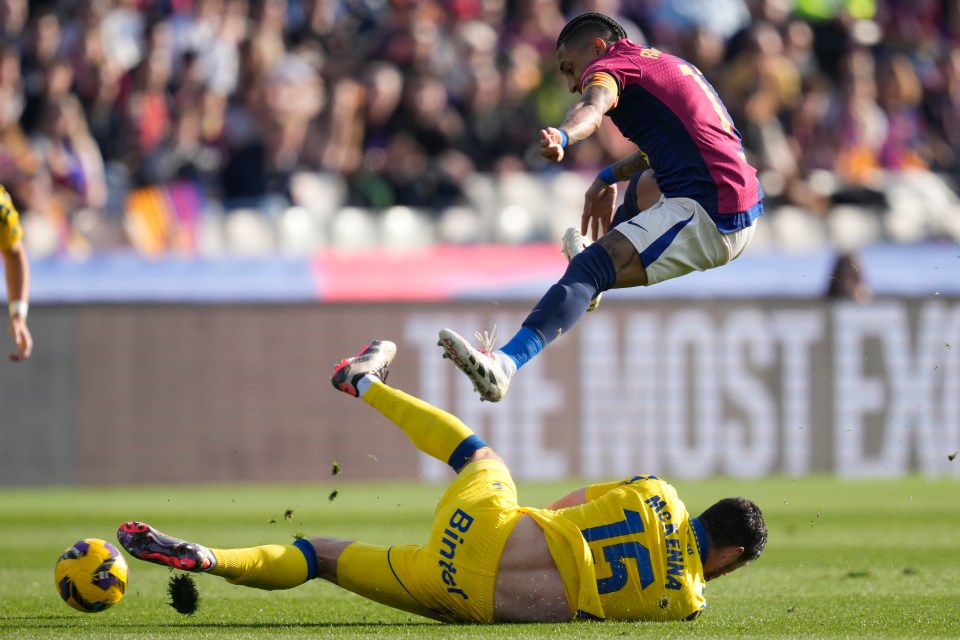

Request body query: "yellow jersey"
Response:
[528, 475, 708, 621]
[0, 186, 23, 251]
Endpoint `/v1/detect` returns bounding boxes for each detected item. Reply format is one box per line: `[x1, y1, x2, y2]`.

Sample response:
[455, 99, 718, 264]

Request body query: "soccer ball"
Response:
[54, 538, 128, 613]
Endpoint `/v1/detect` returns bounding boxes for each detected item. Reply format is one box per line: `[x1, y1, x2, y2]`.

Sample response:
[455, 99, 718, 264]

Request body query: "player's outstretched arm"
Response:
[547, 487, 587, 510]
[3, 240, 32, 361]
[539, 84, 615, 163]
[548, 478, 640, 510]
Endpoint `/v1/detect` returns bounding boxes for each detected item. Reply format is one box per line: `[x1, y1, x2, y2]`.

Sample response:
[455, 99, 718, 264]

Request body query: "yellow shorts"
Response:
[391, 459, 524, 622]
[337, 463, 612, 622]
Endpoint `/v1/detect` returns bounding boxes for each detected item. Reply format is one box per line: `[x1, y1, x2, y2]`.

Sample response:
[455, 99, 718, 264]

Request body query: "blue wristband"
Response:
[597, 165, 617, 185]
[558, 129, 569, 148]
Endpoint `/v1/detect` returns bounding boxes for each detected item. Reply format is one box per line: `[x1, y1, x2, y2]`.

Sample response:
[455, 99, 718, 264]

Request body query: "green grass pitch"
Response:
[1, 476, 958, 639]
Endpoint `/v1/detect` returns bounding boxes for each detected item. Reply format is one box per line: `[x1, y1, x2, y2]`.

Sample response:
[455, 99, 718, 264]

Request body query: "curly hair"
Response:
[698, 497, 768, 562]
[556, 12, 627, 50]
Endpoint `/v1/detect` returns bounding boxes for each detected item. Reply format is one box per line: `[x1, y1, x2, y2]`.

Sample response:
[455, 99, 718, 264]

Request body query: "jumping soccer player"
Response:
[439, 12, 763, 401]
[119, 341, 767, 623]
[0, 186, 32, 361]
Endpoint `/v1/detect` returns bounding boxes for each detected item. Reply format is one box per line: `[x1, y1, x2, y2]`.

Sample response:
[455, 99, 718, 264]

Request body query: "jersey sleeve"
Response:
[580, 71, 620, 110]
[0, 187, 24, 251]
[584, 480, 627, 502]
[584, 475, 662, 502]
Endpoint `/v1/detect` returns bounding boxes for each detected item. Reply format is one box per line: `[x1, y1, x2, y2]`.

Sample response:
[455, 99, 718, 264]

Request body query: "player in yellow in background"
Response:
[118, 340, 766, 623]
[0, 186, 32, 361]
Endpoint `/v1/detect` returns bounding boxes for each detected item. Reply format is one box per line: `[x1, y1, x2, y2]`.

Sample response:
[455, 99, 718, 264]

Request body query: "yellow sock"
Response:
[209, 543, 311, 590]
[364, 381, 486, 470]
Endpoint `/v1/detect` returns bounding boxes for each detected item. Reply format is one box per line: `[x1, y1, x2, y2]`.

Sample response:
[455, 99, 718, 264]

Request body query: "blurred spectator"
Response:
[220, 69, 270, 205]
[724, 21, 803, 134]
[924, 46, 960, 177]
[723, 21, 813, 209]
[394, 73, 465, 157]
[641, 0, 752, 47]
[455, 57, 514, 171]
[18, 6, 62, 135]
[793, 0, 874, 81]
[0, 44, 39, 199]
[118, 26, 175, 182]
[874, 0, 940, 54]
[32, 94, 108, 213]
[816, 49, 887, 191]
[138, 103, 222, 188]
[1, 0, 959, 256]
[876, 53, 930, 171]
[825, 251, 872, 302]
[359, 60, 404, 155]
[727, 0, 793, 60]
[263, 51, 324, 177]
[678, 25, 726, 83]
[79, 51, 124, 164]
[99, 0, 146, 75]
[0, 0, 28, 42]
[65, 0, 111, 108]
[304, 75, 363, 175]
[170, 49, 206, 113]
[782, 18, 819, 81]
[504, 0, 566, 55]
[169, 0, 242, 96]
[569, 0, 646, 43]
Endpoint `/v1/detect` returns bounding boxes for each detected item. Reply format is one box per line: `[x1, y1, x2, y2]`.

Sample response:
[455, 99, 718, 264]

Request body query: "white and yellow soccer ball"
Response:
[54, 538, 128, 612]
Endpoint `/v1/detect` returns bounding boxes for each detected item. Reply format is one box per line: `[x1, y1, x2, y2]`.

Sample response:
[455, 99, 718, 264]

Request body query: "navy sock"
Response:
[503, 243, 617, 368]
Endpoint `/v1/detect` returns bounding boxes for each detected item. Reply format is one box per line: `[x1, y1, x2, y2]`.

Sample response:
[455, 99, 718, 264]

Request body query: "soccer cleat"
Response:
[117, 521, 216, 572]
[438, 328, 514, 402]
[331, 340, 397, 397]
[561, 227, 602, 312]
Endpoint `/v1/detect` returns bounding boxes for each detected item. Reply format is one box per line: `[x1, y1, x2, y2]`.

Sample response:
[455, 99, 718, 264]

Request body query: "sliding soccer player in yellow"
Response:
[0, 185, 32, 361]
[119, 340, 766, 623]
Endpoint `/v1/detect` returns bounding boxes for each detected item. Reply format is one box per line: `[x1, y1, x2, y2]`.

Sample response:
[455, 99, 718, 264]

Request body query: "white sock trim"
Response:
[495, 350, 518, 377]
[356, 374, 377, 398]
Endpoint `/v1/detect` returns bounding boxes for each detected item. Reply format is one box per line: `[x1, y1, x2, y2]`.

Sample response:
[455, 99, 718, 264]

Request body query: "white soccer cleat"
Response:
[561, 227, 602, 312]
[438, 328, 514, 402]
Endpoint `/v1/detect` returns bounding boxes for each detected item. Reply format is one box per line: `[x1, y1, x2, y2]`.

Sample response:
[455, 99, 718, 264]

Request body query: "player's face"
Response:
[704, 556, 751, 581]
[556, 40, 603, 93]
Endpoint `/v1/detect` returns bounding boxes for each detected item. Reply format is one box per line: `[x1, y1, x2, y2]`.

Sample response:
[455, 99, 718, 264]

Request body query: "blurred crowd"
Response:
[2, 0, 960, 258]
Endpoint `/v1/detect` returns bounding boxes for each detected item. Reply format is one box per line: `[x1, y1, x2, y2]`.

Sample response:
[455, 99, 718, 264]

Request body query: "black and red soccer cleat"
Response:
[117, 521, 216, 572]
[331, 340, 397, 397]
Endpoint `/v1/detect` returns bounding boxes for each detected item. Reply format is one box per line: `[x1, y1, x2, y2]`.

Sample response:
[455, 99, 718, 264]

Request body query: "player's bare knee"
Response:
[598, 231, 648, 286]
[308, 537, 353, 583]
[461, 447, 504, 468]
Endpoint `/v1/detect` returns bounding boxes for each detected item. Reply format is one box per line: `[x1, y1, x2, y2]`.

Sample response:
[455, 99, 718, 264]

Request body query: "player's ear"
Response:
[592, 37, 608, 56]
[718, 545, 746, 566]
